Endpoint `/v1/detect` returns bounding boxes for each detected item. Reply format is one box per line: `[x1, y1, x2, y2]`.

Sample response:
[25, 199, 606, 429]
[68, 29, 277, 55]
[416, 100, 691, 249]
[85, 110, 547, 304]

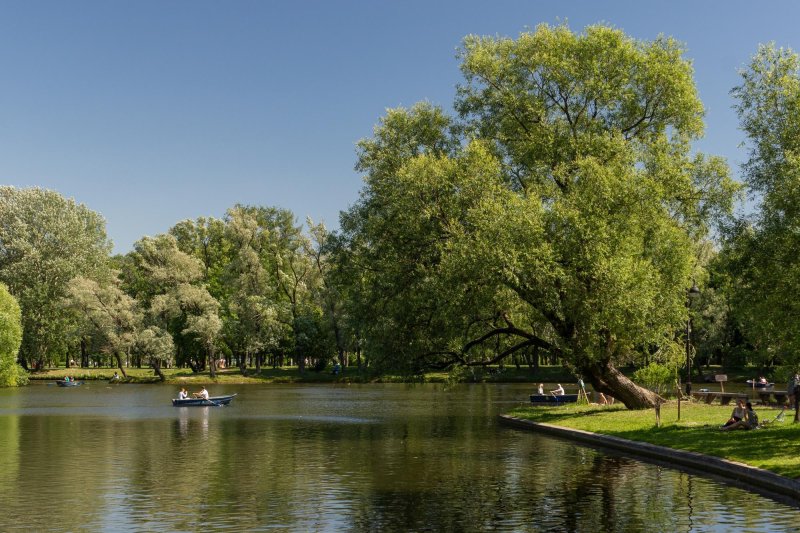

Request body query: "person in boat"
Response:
[722, 402, 759, 431]
[64, 376, 70, 382]
[178, 387, 188, 400]
[193, 387, 209, 400]
[723, 398, 746, 427]
[537, 383, 544, 395]
[551, 384, 565, 395]
[758, 376, 767, 385]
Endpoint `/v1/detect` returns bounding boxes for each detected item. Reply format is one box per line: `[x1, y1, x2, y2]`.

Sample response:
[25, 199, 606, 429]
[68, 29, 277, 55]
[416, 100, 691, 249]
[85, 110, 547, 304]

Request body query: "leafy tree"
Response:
[340, 24, 736, 408]
[307, 220, 348, 368]
[0, 187, 112, 369]
[134, 326, 175, 380]
[724, 44, 800, 369]
[0, 283, 26, 386]
[223, 206, 280, 374]
[65, 275, 140, 378]
[122, 234, 221, 375]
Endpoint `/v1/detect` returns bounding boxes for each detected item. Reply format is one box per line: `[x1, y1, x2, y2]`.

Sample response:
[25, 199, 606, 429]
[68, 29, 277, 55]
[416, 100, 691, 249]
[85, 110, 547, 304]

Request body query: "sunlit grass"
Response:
[28, 364, 579, 384]
[508, 401, 800, 478]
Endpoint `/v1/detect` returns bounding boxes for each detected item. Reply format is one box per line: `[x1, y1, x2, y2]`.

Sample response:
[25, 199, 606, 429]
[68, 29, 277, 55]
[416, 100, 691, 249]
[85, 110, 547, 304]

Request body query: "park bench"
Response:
[756, 390, 788, 405]
[691, 391, 747, 405]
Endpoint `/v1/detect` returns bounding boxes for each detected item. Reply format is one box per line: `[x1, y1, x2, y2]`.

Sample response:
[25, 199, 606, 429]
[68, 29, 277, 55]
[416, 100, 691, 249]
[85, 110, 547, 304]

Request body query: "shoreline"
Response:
[499, 414, 800, 505]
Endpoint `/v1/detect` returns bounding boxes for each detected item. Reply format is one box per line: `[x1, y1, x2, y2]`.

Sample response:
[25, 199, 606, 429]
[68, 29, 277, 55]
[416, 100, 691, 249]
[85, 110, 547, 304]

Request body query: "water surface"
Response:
[0, 382, 797, 532]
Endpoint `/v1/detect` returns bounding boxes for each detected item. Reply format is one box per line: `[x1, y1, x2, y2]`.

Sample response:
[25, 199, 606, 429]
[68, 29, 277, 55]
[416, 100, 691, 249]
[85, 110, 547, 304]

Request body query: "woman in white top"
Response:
[178, 388, 188, 400]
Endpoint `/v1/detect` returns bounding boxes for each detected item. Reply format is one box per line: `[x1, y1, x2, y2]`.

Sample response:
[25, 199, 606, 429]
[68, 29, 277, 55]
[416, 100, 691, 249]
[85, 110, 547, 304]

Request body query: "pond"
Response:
[0, 382, 797, 532]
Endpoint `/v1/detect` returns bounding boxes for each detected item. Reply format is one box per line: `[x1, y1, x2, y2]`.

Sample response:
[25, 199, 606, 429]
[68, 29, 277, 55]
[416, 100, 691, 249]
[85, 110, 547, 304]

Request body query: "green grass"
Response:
[27, 364, 578, 384]
[508, 401, 800, 479]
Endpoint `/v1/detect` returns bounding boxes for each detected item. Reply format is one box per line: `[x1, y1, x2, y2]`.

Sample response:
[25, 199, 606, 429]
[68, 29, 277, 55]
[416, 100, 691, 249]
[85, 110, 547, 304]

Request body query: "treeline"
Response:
[1, 24, 800, 407]
[0, 189, 356, 380]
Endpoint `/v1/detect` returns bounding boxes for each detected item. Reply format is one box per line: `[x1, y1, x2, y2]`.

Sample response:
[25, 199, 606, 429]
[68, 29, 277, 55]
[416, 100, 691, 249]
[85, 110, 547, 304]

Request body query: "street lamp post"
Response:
[685, 283, 701, 396]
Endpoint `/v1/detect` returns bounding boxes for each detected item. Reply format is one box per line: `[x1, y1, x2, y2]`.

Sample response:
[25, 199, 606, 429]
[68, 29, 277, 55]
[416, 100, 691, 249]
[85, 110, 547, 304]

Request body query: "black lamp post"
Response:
[685, 283, 701, 395]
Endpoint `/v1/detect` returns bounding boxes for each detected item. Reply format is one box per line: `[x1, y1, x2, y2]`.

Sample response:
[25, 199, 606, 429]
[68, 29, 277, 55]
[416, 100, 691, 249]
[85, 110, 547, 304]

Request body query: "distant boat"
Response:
[55, 380, 82, 387]
[529, 394, 578, 404]
[172, 394, 237, 407]
[745, 380, 773, 388]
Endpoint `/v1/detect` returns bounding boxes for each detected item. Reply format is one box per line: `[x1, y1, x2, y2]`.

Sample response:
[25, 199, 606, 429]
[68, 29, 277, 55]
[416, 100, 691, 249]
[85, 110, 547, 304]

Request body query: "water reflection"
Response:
[0, 383, 796, 532]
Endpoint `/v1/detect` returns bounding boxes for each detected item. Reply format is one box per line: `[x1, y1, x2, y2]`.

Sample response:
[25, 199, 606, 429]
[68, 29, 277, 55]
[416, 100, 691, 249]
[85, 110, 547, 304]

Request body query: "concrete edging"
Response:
[498, 414, 800, 501]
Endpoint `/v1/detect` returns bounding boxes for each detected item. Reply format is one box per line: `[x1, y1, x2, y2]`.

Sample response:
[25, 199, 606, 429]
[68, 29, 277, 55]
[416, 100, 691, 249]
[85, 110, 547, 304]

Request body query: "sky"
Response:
[1, 0, 798, 253]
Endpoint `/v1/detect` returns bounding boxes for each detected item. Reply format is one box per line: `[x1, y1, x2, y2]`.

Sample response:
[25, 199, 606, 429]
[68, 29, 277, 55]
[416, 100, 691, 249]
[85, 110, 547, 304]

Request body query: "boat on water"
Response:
[529, 394, 578, 404]
[172, 394, 237, 407]
[55, 380, 82, 387]
[745, 379, 774, 388]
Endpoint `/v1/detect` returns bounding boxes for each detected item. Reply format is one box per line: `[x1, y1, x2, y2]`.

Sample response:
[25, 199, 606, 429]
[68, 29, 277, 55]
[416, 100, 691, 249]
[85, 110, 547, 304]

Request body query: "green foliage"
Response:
[0, 187, 112, 366]
[723, 44, 800, 369]
[0, 283, 26, 386]
[632, 363, 677, 395]
[338, 23, 737, 407]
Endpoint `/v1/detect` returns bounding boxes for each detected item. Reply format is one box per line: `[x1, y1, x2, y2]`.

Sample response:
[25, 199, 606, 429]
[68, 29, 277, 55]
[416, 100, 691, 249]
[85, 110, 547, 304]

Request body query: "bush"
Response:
[632, 362, 676, 395]
[0, 283, 26, 386]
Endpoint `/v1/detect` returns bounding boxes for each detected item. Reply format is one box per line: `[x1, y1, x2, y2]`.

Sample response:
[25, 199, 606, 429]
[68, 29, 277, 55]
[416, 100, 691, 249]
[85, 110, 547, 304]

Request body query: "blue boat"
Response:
[55, 380, 82, 387]
[172, 394, 237, 407]
[529, 394, 578, 404]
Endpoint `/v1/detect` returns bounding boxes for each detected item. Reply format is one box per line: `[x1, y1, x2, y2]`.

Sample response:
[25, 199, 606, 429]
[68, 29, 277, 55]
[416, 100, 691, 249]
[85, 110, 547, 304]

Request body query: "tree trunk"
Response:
[208, 349, 217, 379]
[114, 352, 128, 378]
[239, 350, 248, 376]
[151, 359, 165, 382]
[581, 358, 661, 409]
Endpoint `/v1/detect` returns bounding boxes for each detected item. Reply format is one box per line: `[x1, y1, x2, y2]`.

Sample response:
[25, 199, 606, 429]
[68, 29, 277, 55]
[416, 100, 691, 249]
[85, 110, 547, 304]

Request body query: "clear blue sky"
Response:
[1, 0, 797, 253]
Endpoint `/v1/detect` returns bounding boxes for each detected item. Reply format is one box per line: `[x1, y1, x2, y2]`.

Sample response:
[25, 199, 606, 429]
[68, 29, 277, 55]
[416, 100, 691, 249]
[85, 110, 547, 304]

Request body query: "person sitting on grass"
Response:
[598, 392, 615, 405]
[723, 399, 746, 428]
[721, 402, 759, 431]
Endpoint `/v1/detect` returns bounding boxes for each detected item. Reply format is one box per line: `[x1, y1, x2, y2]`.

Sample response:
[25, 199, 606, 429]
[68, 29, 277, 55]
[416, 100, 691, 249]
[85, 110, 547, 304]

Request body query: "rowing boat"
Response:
[529, 393, 578, 404]
[172, 394, 237, 406]
[55, 380, 82, 387]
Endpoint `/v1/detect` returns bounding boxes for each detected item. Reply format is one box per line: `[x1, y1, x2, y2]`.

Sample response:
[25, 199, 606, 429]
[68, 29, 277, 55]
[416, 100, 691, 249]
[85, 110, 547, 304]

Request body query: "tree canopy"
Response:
[339, 23, 737, 407]
[0, 187, 112, 369]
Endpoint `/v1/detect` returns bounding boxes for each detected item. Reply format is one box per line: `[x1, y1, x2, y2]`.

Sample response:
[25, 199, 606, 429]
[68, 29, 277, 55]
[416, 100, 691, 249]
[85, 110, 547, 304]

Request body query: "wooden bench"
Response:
[758, 391, 788, 405]
[692, 391, 747, 405]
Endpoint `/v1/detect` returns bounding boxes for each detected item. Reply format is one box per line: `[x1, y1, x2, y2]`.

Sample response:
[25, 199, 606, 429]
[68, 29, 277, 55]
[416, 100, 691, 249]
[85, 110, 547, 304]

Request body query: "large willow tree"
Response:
[340, 24, 736, 408]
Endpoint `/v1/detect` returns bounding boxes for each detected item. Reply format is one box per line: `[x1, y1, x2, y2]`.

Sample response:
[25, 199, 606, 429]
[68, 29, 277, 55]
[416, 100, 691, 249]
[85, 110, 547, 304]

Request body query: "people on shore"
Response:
[551, 384, 565, 396]
[193, 387, 209, 400]
[178, 387, 188, 400]
[598, 392, 614, 405]
[722, 402, 758, 431]
[789, 373, 799, 407]
[723, 399, 746, 427]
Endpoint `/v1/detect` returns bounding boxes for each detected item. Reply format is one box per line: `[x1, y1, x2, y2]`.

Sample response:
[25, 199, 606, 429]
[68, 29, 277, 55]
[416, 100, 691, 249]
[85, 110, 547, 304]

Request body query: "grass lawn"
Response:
[27, 364, 579, 384]
[507, 401, 800, 479]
